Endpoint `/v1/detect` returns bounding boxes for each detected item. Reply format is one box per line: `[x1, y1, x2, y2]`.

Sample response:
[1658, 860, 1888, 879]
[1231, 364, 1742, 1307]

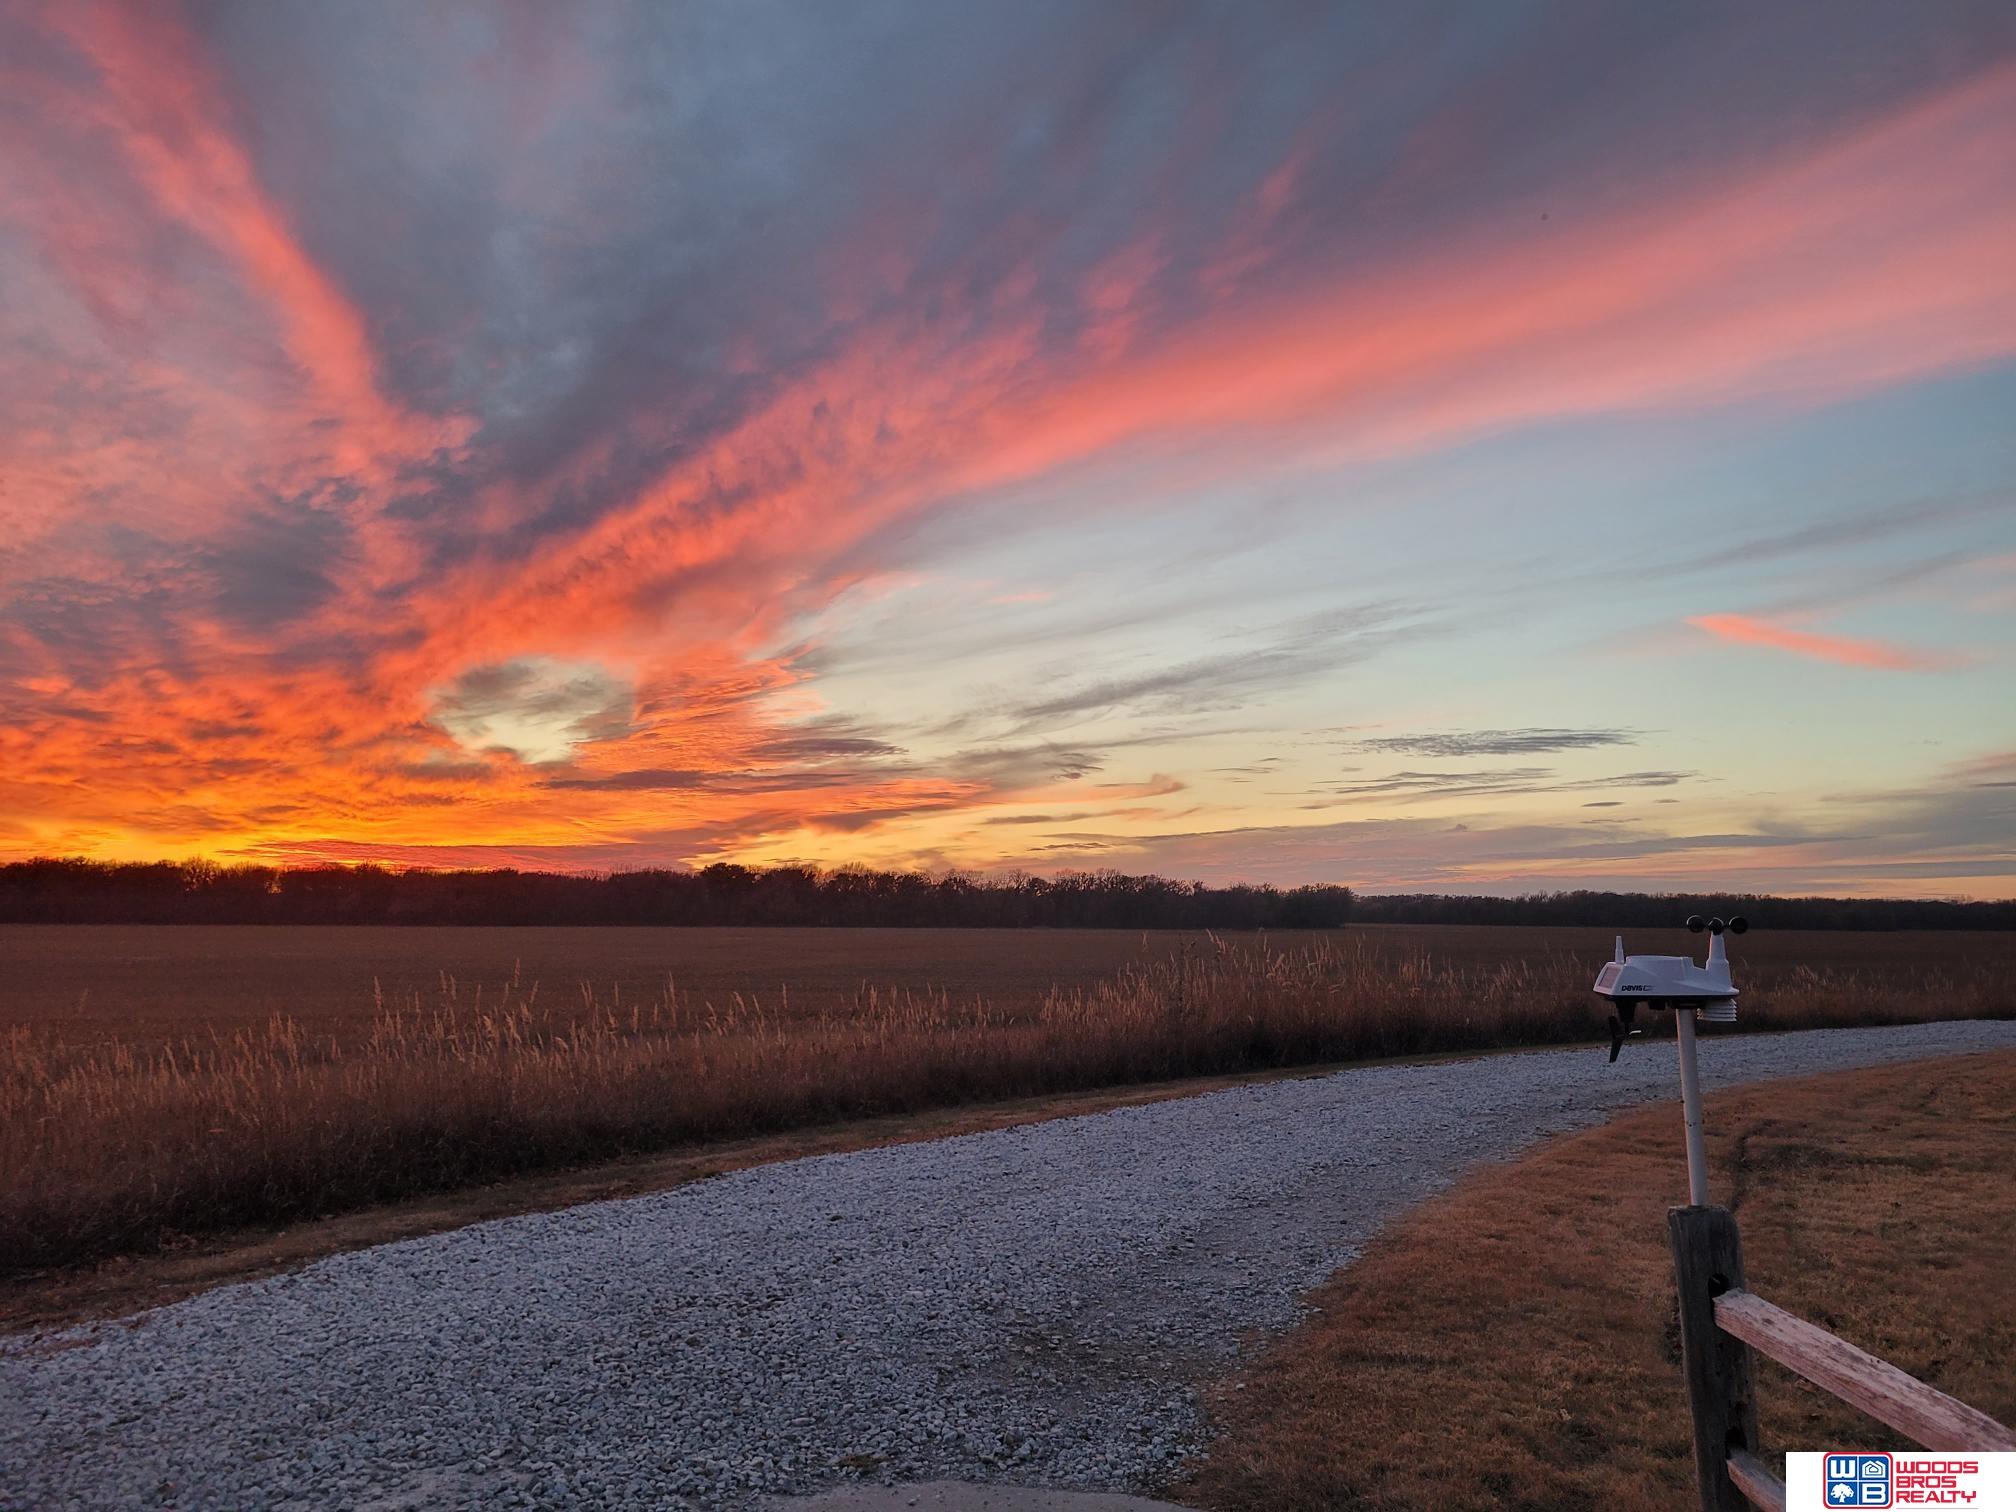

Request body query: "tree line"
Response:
[0, 859, 1351, 929]
[0, 859, 2004, 929]
[1349, 889, 2013, 932]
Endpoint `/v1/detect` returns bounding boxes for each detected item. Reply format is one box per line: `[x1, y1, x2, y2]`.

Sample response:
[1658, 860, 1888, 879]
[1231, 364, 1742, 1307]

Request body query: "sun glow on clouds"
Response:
[431, 659, 635, 765]
[1, 4, 2013, 892]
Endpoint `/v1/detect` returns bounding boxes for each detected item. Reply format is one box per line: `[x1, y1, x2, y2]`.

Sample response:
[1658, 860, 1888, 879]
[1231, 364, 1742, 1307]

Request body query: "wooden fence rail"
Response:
[1669, 1205, 2016, 1512]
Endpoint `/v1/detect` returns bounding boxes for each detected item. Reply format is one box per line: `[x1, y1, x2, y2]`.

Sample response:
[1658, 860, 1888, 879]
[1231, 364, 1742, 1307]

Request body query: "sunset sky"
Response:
[3, 2, 2014, 896]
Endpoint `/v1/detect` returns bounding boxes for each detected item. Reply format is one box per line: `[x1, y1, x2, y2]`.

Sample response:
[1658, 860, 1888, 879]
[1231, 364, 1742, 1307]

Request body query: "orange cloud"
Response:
[404, 61, 2016, 728]
[952, 62, 2016, 495]
[2, 20, 2013, 874]
[1685, 614, 1958, 671]
[47, 6, 456, 461]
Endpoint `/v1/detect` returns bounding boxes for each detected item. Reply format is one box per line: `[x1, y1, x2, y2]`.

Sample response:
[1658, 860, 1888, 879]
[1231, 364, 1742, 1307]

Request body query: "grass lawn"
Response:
[1179, 1050, 2016, 1512]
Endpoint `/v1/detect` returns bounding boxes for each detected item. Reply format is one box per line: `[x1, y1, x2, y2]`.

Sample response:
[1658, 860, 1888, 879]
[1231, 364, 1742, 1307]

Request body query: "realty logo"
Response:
[1825, 1453, 1892, 1507]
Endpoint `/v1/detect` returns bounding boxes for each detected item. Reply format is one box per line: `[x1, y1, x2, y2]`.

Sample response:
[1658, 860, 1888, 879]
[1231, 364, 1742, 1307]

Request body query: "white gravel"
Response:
[3, 1021, 2012, 1510]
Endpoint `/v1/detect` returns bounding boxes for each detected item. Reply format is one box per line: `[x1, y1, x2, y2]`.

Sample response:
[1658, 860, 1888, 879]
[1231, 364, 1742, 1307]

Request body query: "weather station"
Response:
[1595, 915, 1747, 1205]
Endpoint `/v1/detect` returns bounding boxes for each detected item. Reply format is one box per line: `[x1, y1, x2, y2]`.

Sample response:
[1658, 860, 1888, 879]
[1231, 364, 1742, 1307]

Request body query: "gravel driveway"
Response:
[4, 1021, 2012, 1510]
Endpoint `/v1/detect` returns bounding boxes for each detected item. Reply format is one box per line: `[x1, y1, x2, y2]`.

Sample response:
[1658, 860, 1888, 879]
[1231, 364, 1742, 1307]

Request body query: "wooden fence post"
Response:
[1670, 1205, 1763, 1512]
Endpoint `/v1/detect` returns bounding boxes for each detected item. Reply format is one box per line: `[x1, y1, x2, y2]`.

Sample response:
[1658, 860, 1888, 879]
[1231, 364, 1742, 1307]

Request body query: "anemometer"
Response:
[1593, 915, 1748, 1205]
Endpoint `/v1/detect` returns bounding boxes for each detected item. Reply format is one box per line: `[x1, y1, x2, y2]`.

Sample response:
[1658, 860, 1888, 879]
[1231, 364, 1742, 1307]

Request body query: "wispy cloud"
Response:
[1000, 604, 1416, 730]
[1685, 613, 1961, 671]
[1352, 728, 1640, 758]
[1307, 769, 1693, 805]
[1944, 750, 2016, 788]
[1008, 775, 2016, 894]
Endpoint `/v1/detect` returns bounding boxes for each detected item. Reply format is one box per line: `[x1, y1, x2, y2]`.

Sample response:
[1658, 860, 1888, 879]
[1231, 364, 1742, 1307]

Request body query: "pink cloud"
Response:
[2, 14, 2012, 875]
[1685, 614, 1959, 671]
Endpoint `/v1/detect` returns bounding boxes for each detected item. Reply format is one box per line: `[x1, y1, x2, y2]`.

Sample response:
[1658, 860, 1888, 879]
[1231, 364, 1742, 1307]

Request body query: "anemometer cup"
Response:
[1686, 914, 1748, 936]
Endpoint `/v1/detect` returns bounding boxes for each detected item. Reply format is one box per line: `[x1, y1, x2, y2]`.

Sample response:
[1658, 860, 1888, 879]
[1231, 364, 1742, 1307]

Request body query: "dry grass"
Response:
[0, 1060, 1412, 1334]
[0, 923, 1227, 1049]
[8, 921, 2011, 1049]
[2, 933, 2008, 1279]
[1178, 1051, 2016, 1512]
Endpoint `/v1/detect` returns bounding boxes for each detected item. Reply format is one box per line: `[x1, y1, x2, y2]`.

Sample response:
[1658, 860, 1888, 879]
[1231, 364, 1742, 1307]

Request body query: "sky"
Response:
[2, 1, 2014, 898]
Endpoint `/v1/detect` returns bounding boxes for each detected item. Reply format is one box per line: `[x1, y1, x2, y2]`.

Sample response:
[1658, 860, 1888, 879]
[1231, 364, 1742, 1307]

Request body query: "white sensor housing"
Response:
[1592, 915, 1745, 1017]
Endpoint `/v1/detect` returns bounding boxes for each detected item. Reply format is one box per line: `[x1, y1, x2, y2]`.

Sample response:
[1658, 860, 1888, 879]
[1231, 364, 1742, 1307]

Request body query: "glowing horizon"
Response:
[2, 2, 2013, 897]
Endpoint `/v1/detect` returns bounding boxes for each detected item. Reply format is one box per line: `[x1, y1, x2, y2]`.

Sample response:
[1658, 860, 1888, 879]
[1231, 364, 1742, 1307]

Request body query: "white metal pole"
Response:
[1674, 1007, 1709, 1205]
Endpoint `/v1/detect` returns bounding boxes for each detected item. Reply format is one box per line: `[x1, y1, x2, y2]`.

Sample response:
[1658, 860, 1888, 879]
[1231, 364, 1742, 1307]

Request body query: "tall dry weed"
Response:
[1, 937, 2004, 1276]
